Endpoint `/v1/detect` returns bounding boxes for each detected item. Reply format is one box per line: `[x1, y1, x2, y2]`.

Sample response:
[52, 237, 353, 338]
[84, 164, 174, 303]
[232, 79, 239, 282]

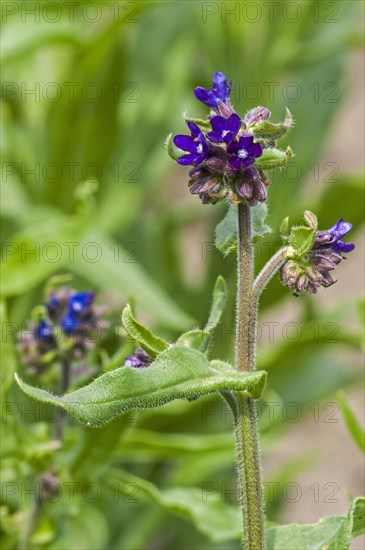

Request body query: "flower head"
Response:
[124, 348, 153, 368]
[194, 71, 232, 110]
[227, 135, 263, 170]
[169, 71, 292, 207]
[280, 218, 355, 295]
[173, 122, 209, 166]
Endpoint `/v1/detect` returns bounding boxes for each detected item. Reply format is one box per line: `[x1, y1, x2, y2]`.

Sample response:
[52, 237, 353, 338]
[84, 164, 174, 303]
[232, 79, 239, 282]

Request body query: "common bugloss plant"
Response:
[15, 73, 362, 550]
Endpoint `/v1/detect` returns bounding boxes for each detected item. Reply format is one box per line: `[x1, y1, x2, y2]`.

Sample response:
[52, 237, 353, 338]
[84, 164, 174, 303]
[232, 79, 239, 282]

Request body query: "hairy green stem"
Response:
[253, 247, 288, 302]
[234, 202, 265, 550]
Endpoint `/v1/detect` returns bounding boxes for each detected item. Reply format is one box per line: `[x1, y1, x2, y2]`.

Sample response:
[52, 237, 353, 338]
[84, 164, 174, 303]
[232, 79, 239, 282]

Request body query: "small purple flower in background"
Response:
[227, 134, 263, 170]
[35, 320, 54, 342]
[207, 114, 241, 144]
[124, 348, 153, 368]
[18, 286, 108, 372]
[280, 218, 355, 295]
[173, 122, 209, 166]
[194, 71, 232, 110]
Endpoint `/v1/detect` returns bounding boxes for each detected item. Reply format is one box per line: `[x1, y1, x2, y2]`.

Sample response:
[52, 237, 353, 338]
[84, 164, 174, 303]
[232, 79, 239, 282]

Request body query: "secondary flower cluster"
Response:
[281, 218, 355, 295]
[170, 72, 292, 206]
[18, 287, 107, 372]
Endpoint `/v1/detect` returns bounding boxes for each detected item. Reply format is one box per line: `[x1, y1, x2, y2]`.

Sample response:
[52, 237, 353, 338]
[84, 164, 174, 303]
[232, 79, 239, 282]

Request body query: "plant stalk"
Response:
[234, 202, 265, 549]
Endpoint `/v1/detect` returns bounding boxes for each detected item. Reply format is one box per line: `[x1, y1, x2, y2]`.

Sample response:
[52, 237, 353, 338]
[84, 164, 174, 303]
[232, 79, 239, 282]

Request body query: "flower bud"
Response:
[244, 106, 271, 126]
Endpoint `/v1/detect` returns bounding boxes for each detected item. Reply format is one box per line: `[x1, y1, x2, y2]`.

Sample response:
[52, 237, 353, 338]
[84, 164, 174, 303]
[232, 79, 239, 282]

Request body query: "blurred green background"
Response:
[1, 1, 364, 548]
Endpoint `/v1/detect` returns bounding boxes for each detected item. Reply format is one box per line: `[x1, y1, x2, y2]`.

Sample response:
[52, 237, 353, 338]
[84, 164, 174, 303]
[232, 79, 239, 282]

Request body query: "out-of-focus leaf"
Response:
[266, 497, 365, 549]
[15, 347, 267, 426]
[47, 502, 108, 550]
[122, 304, 169, 357]
[0, 300, 17, 397]
[69, 228, 194, 330]
[337, 391, 365, 453]
[1, 21, 82, 65]
[215, 204, 271, 256]
[104, 469, 242, 543]
[1, 216, 84, 297]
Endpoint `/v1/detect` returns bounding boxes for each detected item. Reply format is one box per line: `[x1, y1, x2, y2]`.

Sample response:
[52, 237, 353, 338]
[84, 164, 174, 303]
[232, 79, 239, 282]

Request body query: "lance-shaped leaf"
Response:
[255, 146, 293, 170]
[177, 276, 228, 353]
[14, 347, 267, 427]
[122, 304, 169, 358]
[215, 203, 271, 256]
[337, 391, 365, 453]
[266, 497, 365, 550]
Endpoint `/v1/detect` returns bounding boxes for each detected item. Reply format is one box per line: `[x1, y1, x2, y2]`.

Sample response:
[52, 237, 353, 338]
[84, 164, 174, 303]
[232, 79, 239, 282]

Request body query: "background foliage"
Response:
[1, 1, 364, 548]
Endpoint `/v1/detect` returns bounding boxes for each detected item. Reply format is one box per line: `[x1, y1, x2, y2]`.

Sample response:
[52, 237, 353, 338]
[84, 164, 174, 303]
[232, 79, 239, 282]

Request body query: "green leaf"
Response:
[122, 305, 169, 358]
[206, 276, 228, 328]
[337, 391, 365, 452]
[15, 347, 267, 427]
[0, 300, 17, 397]
[266, 497, 365, 550]
[178, 276, 228, 353]
[1, 216, 84, 297]
[183, 115, 211, 131]
[255, 146, 293, 170]
[215, 204, 271, 256]
[286, 225, 316, 259]
[215, 205, 238, 256]
[252, 202, 272, 241]
[69, 228, 194, 330]
[165, 133, 182, 161]
[104, 469, 242, 543]
[176, 330, 210, 349]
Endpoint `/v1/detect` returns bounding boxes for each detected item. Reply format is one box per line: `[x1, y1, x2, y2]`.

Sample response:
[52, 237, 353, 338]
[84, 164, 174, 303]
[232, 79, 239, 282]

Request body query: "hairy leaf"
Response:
[15, 347, 267, 427]
[266, 497, 365, 549]
[122, 305, 169, 357]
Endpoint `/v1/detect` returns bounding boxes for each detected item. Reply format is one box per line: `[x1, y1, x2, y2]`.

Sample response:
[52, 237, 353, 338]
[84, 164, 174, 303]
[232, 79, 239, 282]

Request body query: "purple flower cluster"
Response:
[281, 218, 355, 295]
[18, 287, 108, 372]
[172, 72, 268, 206]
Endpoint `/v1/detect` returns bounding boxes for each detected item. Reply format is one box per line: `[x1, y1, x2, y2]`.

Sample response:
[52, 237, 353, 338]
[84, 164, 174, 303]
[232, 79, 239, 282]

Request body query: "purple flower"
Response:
[124, 348, 153, 368]
[194, 72, 232, 109]
[314, 218, 355, 253]
[207, 114, 241, 144]
[227, 134, 263, 170]
[69, 292, 95, 313]
[35, 320, 54, 342]
[173, 122, 209, 166]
